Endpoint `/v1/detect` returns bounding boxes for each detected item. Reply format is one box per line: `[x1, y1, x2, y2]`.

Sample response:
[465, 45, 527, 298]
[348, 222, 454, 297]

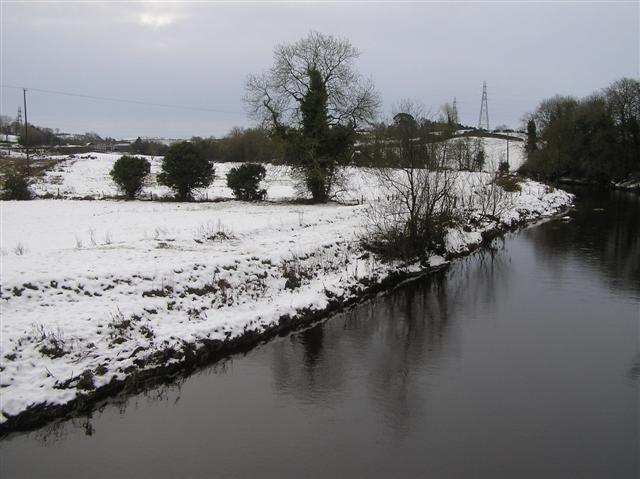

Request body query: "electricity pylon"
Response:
[478, 81, 490, 131]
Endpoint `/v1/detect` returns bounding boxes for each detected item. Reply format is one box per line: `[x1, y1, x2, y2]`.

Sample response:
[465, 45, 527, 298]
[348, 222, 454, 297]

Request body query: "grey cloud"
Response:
[1, 2, 637, 138]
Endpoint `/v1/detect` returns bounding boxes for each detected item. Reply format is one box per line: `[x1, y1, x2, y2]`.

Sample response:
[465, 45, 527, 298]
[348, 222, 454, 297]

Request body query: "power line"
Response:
[0, 84, 245, 116]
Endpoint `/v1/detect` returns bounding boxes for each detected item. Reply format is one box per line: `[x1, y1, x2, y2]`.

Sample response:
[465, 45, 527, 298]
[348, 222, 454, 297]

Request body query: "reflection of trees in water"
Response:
[269, 247, 511, 435]
[363, 274, 452, 434]
[300, 325, 324, 368]
[531, 189, 640, 292]
[270, 321, 347, 402]
[445, 245, 512, 318]
[364, 248, 511, 434]
[27, 249, 515, 445]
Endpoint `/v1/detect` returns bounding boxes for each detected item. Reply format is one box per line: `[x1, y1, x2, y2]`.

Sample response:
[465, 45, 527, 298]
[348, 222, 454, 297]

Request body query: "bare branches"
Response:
[244, 31, 380, 133]
[364, 100, 460, 258]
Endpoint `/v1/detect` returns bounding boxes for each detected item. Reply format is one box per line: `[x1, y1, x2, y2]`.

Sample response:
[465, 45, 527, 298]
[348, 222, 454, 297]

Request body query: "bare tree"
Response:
[245, 31, 379, 131]
[604, 78, 640, 174]
[365, 101, 459, 258]
[245, 31, 380, 202]
[448, 137, 484, 171]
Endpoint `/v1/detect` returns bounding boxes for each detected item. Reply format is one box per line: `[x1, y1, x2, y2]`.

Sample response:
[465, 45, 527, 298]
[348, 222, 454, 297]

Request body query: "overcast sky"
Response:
[1, 1, 638, 139]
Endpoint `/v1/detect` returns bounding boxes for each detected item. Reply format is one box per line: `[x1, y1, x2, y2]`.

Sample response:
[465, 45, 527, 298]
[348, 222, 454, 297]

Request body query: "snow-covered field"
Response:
[30, 154, 299, 201]
[0, 155, 569, 427]
[480, 135, 526, 171]
[24, 135, 525, 201]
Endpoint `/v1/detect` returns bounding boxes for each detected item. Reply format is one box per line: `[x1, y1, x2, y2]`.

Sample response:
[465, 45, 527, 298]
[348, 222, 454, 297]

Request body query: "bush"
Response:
[226, 163, 267, 201]
[158, 141, 214, 200]
[2, 173, 32, 200]
[495, 175, 523, 192]
[498, 161, 510, 175]
[110, 155, 150, 199]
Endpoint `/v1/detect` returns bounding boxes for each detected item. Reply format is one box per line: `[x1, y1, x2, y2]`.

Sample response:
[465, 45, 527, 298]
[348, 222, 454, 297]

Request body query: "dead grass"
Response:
[495, 175, 524, 192]
[0, 156, 64, 186]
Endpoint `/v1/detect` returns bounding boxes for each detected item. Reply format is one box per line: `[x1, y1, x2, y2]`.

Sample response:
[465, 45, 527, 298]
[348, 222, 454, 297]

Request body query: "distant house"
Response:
[113, 143, 131, 152]
[0, 134, 19, 144]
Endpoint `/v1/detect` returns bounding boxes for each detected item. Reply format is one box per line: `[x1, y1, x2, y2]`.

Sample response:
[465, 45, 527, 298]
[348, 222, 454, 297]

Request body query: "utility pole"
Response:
[23, 88, 30, 177]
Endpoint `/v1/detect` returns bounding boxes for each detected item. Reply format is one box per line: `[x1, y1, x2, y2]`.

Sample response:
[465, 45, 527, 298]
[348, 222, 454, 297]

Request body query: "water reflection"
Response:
[531, 188, 640, 294]
[1, 189, 638, 478]
[269, 246, 513, 437]
[26, 247, 516, 444]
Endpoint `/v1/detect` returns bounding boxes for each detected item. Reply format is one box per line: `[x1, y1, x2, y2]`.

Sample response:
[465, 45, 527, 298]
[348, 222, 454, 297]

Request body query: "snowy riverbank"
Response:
[0, 166, 572, 432]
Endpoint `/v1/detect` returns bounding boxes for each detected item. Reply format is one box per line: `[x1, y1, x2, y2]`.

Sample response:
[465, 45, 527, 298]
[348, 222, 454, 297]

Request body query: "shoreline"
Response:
[557, 177, 640, 193]
[0, 205, 571, 437]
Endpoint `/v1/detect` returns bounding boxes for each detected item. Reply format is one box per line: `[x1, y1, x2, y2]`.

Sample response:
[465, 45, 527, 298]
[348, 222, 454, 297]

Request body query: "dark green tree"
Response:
[110, 155, 150, 199]
[297, 68, 332, 202]
[158, 141, 214, 200]
[226, 163, 267, 201]
[525, 118, 537, 153]
[281, 68, 355, 202]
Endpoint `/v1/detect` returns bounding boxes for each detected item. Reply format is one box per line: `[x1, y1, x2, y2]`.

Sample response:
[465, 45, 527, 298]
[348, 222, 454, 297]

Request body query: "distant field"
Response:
[0, 134, 526, 200]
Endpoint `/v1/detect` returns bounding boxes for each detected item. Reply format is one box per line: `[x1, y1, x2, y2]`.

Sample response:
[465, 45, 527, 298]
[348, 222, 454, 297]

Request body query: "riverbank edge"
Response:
[0, 205, 572, 437]
[557, 176, 640, 193]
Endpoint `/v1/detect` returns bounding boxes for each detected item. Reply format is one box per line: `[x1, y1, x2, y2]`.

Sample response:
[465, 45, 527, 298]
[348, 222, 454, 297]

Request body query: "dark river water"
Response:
[1, 188, 639, 478]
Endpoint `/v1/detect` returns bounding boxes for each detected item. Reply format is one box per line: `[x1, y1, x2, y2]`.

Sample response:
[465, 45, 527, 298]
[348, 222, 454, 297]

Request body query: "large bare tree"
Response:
[245, 31, 379, 202]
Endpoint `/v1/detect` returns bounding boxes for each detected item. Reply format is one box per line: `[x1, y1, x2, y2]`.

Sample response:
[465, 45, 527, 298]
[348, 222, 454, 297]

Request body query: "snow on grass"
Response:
[29, 136, 525, 201]
[30, 153, 297, 201]
[0, 164, 572, 425]
[481, 136, 526, 172]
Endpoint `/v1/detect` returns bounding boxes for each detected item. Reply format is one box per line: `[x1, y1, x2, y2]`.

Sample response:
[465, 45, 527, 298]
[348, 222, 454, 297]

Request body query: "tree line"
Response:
[520, 78, 639, 184]
[128, 128, 283, 163]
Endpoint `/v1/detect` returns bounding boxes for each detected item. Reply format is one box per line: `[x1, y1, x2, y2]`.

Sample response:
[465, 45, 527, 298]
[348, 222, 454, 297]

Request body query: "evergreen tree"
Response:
[226, 163, 267, 201]
[110, 155, 150, 199]
[283, 68, 355, 202]
[298, 68, 331, 202]
[525, 119, 537, 153]
[158, 142, 214, 200]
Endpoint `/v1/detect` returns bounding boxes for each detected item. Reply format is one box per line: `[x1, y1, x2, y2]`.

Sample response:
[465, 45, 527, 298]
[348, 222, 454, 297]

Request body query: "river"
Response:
[1, 188, 638, 478]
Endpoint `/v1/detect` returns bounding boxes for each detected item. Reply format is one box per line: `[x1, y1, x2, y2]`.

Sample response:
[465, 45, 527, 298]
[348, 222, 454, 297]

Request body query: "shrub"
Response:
[498, 161, 510, 175]
[495, 175, 523, 192]
[158, 141, 214, 200]
[226, 163, 267, 201]
[2, 173, 32, 200]
[110, 155, 150, 199]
